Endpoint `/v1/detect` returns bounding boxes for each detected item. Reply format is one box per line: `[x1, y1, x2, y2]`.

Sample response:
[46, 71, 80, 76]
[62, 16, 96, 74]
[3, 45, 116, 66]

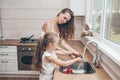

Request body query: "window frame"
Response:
[91, 0, 120, 52]
[91, 0, 103, 34]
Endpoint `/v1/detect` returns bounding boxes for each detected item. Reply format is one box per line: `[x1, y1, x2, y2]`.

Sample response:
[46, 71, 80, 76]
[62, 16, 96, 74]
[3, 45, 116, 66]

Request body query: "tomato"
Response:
[67, 67, 72, 74]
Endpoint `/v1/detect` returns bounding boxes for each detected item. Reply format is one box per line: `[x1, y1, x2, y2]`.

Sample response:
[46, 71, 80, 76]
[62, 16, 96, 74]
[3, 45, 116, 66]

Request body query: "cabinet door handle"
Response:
[1, 53, 8, 56]
[0, 46, 7, 48]
[1, 60, 8, 63]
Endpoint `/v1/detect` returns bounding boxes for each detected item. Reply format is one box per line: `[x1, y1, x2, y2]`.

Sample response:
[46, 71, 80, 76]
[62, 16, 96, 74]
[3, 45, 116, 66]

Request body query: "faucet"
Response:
[82, 41, 99, 68]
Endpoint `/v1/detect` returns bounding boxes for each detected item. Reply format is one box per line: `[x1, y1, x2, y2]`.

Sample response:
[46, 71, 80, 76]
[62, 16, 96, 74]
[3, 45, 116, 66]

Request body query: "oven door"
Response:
[18, 53, 33, 70]
[18, 46, 35, 70]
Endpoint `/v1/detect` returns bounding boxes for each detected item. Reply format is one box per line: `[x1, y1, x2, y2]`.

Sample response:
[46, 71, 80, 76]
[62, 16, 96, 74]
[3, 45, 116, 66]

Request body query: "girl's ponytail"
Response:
[32, 38, 46, 73]
[32, 32, 58, 72]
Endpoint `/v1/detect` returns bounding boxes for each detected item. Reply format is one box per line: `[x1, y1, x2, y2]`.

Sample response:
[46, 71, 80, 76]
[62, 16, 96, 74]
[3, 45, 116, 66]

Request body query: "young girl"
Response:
[32, 32, 83, 80]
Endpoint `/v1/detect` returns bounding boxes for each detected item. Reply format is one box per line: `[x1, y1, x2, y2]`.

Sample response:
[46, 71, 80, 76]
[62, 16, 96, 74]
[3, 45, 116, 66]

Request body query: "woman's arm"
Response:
[61, 39, 76, 51]
[61, 39, 82, 55]
[55, 39, 82, 58]
[61, 39, 81, 58]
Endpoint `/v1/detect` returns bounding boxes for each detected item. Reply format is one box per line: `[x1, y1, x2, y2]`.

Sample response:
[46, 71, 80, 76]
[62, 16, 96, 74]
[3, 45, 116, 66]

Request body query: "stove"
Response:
[17, 45, 36, 70]
[20, 39, 38, 44]
[18, 39, 38, 71]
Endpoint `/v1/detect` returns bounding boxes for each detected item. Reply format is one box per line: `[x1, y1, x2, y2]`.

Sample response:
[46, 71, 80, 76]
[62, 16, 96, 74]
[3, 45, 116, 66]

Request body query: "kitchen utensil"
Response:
[21, 35, 34, 41]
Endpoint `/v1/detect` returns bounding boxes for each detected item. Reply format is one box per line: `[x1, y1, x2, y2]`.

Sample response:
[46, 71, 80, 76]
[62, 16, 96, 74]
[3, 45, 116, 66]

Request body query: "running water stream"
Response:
[72, 42, 88, 74]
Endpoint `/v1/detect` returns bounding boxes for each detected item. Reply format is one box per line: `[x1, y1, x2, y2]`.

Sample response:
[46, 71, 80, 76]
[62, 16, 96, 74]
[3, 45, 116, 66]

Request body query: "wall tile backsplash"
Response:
[0, 0, 85, 39]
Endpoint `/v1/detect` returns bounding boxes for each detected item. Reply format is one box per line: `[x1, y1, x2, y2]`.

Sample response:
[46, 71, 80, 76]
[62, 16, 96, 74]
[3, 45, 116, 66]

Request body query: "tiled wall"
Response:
[74, 16, 85, 39]
[0, 0, 85, 39]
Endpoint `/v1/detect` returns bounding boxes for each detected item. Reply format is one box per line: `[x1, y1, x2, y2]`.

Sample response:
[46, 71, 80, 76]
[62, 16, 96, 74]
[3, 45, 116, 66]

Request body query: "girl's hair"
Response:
[32, 32, 58, 73]
[57, 8, 75, 40]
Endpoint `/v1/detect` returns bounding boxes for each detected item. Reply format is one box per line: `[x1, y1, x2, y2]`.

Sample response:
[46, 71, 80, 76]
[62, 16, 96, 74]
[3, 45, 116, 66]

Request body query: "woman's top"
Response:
[39, 51, 57, 80]
[41, 29, 45, 37]
[41, 22, 58, 37]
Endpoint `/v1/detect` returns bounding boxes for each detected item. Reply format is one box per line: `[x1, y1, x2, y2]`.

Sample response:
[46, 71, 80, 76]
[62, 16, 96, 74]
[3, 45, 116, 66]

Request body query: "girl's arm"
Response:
[55, 49, 79, 55]
[47, 56, 83, 67]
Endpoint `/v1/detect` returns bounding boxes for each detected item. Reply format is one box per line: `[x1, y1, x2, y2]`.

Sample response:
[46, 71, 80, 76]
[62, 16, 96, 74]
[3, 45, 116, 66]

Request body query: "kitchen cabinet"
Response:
[0, 46, 18, 74]
[69, 0, 86, 16]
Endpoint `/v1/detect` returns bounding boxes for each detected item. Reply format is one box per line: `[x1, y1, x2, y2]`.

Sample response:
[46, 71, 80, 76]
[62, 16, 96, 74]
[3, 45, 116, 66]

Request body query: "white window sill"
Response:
[85, 36, 120, 66]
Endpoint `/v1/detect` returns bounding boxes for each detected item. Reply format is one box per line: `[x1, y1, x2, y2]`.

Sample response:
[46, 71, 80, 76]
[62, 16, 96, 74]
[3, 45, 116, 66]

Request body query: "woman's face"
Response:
[58, 12, 71, 24]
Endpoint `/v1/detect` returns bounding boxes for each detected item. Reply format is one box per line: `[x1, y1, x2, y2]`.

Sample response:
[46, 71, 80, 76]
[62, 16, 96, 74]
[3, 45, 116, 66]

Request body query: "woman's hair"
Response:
[32, 32, 58, 73]
[57, 8, 75, 40]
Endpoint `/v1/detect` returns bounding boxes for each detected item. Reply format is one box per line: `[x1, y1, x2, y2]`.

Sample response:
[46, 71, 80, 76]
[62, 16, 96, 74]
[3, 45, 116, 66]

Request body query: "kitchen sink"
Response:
[59, 61, 96, 74]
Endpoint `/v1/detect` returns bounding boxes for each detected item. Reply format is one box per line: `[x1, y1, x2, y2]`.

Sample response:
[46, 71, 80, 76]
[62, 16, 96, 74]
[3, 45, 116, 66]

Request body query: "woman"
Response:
[41, 8, 81, 57]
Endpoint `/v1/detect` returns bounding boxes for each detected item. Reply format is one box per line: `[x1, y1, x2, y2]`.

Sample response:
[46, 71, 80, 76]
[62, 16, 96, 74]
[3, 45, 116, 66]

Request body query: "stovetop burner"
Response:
[20, 39, 38, 43]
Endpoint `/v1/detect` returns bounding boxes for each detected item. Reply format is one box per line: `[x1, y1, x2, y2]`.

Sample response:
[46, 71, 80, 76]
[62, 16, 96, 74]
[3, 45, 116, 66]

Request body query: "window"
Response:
[91, 0, 120, 45]
[105, 0, 120, 44]
[91, 0, 102, 33]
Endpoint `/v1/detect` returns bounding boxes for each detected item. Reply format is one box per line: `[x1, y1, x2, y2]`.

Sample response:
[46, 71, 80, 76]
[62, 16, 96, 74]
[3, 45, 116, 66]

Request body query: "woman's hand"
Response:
[75, 57, 84, 62]
[69, 51, 82, 59]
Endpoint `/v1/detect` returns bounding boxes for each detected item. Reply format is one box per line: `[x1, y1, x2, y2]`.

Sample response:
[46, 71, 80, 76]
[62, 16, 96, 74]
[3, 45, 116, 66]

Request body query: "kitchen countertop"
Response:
[0, 40, 112, 80]
[54, 56, 112, 80]
[0, 39, 37, 46]
[53, 41, 112, 80]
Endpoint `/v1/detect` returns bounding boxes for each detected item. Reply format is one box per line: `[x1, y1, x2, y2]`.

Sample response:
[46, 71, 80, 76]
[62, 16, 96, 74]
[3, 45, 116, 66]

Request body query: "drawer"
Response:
[0, 53, 17, 59]
[0, 59, 18, 73]
[0, 66, 17, 73]
[0, 46, 17, 52]
[0, 65, 6, 71]
[0, 59, 18, 68]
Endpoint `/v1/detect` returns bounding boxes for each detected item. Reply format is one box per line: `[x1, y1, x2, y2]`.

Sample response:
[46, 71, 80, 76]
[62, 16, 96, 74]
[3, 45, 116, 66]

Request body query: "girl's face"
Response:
[58, 12, 71, 24]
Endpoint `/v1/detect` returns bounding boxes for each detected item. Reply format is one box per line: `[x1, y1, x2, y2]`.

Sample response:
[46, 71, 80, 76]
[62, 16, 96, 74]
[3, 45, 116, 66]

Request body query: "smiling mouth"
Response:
[61, 21, 65, 24]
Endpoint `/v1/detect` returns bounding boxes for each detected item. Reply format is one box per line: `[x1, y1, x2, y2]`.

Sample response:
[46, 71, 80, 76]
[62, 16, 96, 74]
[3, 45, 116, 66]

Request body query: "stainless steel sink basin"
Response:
[59, 61, 96, 74]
